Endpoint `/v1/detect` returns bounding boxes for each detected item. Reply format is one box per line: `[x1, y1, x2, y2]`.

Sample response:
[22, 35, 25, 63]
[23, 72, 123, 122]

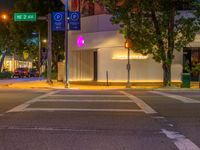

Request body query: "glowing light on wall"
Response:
[77, 35, 85, 48]
[112, 53, 149, 60]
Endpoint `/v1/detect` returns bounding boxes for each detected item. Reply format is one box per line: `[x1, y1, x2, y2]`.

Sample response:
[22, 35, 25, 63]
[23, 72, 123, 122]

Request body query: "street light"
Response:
[0, 13, 10, 22]
[42, 39, 47, 43]
[1, 13, 8, 21]
[125, 39, 132, 88]
[2, 14, 7, 20]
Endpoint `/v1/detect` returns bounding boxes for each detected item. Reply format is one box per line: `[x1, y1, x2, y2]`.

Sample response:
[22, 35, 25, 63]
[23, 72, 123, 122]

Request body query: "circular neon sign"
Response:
[77, 36, 85, 48]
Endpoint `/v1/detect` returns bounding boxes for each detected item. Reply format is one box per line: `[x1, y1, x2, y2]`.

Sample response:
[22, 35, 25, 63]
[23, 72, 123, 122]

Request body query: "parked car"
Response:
[13, 68, 29, 78]
[29, 68, 39, 77]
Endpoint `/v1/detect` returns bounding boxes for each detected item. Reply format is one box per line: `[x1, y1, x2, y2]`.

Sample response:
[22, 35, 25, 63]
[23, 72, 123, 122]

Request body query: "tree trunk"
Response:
[162, 63, 171, 86]
[0, 49, 8, 72]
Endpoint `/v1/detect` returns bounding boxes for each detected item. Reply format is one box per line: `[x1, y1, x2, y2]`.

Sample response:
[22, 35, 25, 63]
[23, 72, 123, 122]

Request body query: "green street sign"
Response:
[14, 13, 37, 22]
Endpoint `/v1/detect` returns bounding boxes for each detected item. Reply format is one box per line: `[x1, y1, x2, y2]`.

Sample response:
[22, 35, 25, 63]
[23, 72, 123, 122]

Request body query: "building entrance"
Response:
[69, 49, 97, 81]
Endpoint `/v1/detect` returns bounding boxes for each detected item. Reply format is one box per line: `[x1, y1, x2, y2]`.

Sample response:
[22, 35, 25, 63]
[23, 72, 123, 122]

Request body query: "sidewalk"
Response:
[2, 79, 199, 90]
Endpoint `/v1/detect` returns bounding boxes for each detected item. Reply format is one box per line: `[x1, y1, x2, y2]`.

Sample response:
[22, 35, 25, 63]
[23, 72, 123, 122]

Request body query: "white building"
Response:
[59, 1, 200, 83]
[2, 56, 32, 72]
[58, 14, 176, 83]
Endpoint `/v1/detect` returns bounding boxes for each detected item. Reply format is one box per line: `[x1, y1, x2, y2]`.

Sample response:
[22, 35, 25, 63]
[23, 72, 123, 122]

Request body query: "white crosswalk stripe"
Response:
[120, 91, 157, 114]
[150, 91, 200, 103]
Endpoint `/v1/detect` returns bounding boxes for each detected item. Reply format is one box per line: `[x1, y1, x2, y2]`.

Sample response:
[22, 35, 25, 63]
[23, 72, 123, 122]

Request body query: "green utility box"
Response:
[182, 73, 191, 88]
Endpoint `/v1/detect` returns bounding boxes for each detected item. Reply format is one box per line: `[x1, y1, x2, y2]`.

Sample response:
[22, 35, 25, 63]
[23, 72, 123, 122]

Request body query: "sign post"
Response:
[65, 0, 70, 88]
[125, 39, 132, 88]
[47, 13, 52, 84]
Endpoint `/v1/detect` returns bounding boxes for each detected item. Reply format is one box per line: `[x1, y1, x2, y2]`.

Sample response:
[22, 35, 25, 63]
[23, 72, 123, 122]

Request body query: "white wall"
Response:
[97, 47, 182, 82]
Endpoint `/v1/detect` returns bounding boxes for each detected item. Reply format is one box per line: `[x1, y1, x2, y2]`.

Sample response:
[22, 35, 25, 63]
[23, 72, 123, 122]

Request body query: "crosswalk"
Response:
[7, 90, 156, 114]
[6, 90, 200, 114]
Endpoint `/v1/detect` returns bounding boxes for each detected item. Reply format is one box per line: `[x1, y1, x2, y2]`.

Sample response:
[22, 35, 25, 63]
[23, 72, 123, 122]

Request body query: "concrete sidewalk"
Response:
[1, 79, 199, 90]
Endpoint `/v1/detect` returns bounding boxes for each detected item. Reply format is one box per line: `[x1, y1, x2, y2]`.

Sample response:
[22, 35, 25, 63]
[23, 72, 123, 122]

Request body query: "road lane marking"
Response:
[161, 129, 200, 150]
[6, 90, 58, 113]
[0, 126, 113, 133]
[50, 95, 126, 97]
[150, 91, 200, 103]
[38, 99, 133, 103]
[120, 91, 157, 114]
[23, 108, 144, 113]
[152, 116, 165, 119]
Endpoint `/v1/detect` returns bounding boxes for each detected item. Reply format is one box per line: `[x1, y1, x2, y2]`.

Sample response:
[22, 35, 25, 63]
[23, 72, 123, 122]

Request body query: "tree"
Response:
[0, 14, 13, 72]
[101, 0, 200, 86]
[10, 0, 64, 69]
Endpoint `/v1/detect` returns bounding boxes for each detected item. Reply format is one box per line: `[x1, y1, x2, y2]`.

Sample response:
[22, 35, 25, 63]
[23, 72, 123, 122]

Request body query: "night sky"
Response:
[0, 0, 15, 11]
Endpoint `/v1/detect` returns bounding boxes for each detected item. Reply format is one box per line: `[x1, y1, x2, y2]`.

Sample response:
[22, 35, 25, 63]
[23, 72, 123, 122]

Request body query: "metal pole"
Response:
[106, 70, 109, 86]
[65, 0, 70, 88]
[38, 30, 41, 78]
[47, 13, 52, 84]
[126, 48, 131, 88]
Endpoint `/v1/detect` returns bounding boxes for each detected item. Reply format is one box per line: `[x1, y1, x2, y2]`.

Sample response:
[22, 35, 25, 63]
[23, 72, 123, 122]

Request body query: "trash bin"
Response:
[182, 73, 191, 88]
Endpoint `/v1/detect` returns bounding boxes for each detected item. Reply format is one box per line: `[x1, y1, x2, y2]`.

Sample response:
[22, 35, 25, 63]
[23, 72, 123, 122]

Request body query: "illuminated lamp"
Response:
[125, 39, 132, 49]
[77, 35, 85, 48]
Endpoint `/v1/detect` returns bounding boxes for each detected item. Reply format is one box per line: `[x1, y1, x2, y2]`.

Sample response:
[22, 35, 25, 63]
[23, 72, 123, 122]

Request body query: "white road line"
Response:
[161, 129, 200, 150]
[23, 108, 144, 113]
[152, 116, 165, 119]
[0, 126, 103, 132]
[50, 95, 126, 97]
[150, 91, 200, 103]
[38, 99, 133, 103]
[6, 90, 59, 113]
[120, 91, 157, 114]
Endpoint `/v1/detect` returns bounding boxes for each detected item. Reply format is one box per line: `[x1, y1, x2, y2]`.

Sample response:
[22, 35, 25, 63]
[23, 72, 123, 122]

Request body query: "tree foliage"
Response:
[101, 0, 200, 86]
[10, 0, 64, 68]
[0, 15, 16, 71]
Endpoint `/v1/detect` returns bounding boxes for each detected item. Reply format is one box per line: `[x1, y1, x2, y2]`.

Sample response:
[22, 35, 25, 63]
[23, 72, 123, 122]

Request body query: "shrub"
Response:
[40, 70, 57, 80]
[0, 71, 13, 79]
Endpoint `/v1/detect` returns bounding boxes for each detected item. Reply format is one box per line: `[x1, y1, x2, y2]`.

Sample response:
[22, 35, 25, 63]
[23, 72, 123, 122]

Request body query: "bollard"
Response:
[106, 70, 109, 86]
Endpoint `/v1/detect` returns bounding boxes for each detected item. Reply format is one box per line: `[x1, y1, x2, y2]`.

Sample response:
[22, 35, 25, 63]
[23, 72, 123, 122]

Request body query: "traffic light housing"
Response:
[125, 39, 132, 49]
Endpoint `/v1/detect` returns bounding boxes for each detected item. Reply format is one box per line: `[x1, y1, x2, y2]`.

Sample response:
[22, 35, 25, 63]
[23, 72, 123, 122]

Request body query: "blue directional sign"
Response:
[52, 12, 65, 31]
[69, 11, 80, 30]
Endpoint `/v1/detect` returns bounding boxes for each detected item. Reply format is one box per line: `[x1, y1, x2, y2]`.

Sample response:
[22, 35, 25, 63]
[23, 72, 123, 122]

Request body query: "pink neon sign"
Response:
[77, 36, 85, 48]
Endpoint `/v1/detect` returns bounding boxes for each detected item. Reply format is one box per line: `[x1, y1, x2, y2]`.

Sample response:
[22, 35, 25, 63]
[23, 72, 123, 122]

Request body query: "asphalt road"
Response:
[0, 88, 200, 150]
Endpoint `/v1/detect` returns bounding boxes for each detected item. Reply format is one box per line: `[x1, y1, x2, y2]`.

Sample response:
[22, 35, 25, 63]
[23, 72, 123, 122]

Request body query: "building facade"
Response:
[2, 56, 32, 72]
[59, 1, 200, 83]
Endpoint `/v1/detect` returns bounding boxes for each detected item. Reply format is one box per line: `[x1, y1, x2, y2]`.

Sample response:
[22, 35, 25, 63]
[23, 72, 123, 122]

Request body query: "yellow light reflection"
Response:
[112, 53, 149, 60]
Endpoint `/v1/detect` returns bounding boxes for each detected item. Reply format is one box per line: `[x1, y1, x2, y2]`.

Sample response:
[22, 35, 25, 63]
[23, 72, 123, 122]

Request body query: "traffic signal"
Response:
[125, 39, 132, 49]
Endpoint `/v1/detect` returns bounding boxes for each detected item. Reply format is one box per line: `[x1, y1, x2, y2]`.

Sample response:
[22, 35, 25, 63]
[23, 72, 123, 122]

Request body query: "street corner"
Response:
[7, 80, 53, 89]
